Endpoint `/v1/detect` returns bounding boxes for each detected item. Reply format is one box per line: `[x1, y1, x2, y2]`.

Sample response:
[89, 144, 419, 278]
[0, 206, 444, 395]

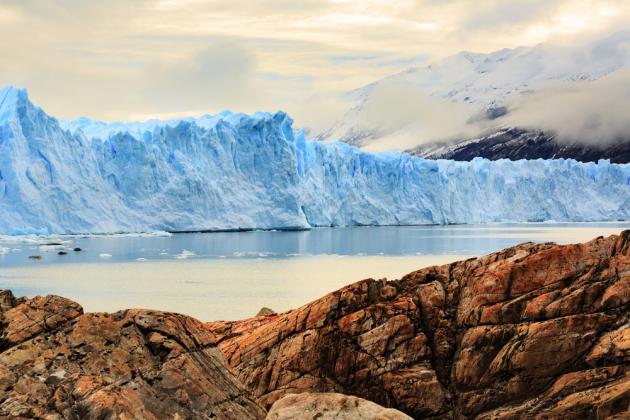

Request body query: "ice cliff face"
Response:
[1, 86, 630, 235]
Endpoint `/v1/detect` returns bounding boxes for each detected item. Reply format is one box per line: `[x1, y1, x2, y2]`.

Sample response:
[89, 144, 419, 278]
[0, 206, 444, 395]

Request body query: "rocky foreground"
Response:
[1, 233, 630, 419]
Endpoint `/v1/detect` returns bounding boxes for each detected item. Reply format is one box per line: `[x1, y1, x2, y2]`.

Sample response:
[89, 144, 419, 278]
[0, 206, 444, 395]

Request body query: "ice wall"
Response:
[1, 86, 629, 235]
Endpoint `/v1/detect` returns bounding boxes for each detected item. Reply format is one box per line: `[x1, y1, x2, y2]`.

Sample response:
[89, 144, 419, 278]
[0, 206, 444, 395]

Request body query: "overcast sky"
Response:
[1, 0, 628, 122]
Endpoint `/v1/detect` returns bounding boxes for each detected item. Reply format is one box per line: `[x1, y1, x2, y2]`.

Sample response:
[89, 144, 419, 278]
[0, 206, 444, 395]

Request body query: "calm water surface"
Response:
[1, 223, 628, 321]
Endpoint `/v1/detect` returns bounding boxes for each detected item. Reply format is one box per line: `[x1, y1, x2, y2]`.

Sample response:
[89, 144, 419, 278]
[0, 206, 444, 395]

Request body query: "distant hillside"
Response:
[318, 32, 630, 150]
[409, 128, 630, 163]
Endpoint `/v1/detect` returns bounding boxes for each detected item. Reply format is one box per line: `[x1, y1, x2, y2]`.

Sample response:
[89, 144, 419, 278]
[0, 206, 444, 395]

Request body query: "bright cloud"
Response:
[0, 0, 628, 124]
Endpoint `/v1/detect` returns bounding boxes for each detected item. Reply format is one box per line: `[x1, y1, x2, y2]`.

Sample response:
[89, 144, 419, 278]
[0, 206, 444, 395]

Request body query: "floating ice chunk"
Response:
[39, 244, 67, 252]
[175, 250, 195, 260]
[99, 253, 112, 259]
[175, 279, 205, 284]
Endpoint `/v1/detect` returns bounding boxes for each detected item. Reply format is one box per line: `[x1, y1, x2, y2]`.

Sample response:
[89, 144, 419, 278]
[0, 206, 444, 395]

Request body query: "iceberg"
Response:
[1, 86, 629, 235]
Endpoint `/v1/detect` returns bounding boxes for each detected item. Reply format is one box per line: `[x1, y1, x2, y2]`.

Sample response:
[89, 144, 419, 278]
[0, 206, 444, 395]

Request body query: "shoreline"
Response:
[3, 219, 630, 238]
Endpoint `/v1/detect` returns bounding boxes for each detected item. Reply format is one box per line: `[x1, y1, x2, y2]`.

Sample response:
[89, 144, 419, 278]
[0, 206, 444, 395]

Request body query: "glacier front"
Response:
[1, 86, 630, 235]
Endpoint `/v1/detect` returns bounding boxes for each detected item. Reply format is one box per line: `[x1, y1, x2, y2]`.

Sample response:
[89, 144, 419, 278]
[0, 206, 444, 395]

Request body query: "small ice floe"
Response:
[231, 251, 275, 258]
[0, 235, 56, 245]
[159, 252, 169, 256]
[12, 248, 21, 252]
[37, 236, 73, 249]
[175, 249, 195, 260]
[99, 253, 113, 259]
[0, 247, 9, 255]
[39, 244, 65, 251]
[125, 231, 172, 238]
[70, 231, 172, 238]
[136, 257, 147, 261]
[175, 279, 205, 284]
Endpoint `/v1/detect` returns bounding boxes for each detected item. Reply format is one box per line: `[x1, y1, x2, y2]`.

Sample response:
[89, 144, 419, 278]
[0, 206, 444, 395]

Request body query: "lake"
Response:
[1, 223, 629, 321]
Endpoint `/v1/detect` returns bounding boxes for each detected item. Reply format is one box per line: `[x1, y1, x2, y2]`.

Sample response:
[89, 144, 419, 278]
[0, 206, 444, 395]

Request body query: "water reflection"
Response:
[1, 223, 629, 267]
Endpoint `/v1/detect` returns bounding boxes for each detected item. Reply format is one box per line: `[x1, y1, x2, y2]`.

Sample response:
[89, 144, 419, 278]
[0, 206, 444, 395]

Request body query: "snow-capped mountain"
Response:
[1, 86, 630, 235]
[410, 128, 630, 163]
[320, 32, 630, 147]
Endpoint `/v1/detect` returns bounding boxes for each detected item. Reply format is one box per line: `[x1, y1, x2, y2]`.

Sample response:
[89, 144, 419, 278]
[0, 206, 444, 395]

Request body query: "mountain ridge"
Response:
[410, 127, 630, 163]
[318, 32, 630, 151]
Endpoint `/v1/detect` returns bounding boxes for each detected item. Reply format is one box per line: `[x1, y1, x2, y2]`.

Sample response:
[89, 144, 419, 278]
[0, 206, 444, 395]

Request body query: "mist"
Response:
[336, 80, 486, 152]
[338, 67, 630, 152]
[503, 69, 630, 146]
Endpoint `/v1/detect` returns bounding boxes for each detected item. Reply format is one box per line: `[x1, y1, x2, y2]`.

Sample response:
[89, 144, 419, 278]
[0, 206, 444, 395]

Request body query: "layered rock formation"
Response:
[207, 232, 630, 419]
[0, 291, 264, 419]
[1, 232, 629, 419]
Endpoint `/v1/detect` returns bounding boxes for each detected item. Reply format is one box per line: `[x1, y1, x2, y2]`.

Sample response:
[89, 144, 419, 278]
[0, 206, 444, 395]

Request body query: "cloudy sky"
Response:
[1, 0, 628, 123]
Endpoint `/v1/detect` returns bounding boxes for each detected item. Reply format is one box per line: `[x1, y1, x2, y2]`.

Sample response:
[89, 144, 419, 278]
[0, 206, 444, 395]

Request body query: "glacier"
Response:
[1, 85, 630, 235]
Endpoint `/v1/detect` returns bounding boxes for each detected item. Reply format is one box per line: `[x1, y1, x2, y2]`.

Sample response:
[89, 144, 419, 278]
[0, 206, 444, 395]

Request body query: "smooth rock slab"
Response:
[266, 393, 412, 420]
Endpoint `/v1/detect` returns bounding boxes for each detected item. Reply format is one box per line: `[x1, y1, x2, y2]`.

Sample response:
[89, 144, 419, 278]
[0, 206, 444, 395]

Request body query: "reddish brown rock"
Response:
[2, 232, 629, 419]
[256, 307, 277, 317]
[0, 291, 265, 419]
[207, 232, 630, 418]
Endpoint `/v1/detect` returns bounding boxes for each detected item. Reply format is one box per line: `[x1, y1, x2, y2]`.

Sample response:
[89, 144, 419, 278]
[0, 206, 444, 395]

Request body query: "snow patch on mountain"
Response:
[320, 32, 630, 149]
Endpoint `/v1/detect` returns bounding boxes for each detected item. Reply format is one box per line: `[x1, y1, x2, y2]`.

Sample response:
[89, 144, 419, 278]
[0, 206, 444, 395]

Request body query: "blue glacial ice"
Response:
[1, 86, 630, 235]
